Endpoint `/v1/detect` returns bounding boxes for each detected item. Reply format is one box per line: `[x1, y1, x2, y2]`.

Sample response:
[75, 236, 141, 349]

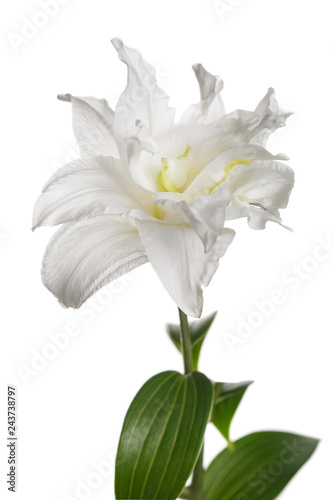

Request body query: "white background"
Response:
[1, 0, 332, 498]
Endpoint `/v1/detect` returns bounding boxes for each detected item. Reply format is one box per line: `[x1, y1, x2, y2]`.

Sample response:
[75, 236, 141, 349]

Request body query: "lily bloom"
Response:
[33, 38, 294, 317]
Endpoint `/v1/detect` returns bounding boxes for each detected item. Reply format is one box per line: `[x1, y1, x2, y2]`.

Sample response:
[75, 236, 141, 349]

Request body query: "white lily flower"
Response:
[33, 38, 294, 317]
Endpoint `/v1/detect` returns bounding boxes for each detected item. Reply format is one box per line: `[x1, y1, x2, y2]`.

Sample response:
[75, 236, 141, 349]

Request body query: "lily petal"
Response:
[250, 88, 292, 145]
[112, 38, 175, 154]
[217, 88, 291, 146]
[226, 160, 294, 228]
[32, 156, 149, 229]
[42, 216, 148, 308]
[185, 145, 288, 198]
[153, 183, 232, 252]
[228, 160, 294, 210]
[58, 94, 119, 157]
[180, 63, 225, 124]
[136, 220, 235, 317]
[226, 203, 284, 229]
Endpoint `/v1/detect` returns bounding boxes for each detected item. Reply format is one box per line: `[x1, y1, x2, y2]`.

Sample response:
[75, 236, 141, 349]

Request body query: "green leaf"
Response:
[212, 381, 253, 444]
[204, 431, 319, 500]
[115, 370, 213, 500]
[166, 311, 217, 370]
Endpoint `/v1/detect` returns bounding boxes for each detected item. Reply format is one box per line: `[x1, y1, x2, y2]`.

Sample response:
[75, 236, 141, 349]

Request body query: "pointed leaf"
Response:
[166, 324, 182, 352]
[212, 380, 253, 443]
[166, 311, 217, 370]
[204, 431, 319, 500]
[115, 371, 213, 500]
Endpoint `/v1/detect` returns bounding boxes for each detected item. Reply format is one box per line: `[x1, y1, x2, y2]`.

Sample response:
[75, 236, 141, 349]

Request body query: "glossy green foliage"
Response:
[212, 381, 253, 443]
[115, 371, 214, 499]
[204, 431, 319, 500]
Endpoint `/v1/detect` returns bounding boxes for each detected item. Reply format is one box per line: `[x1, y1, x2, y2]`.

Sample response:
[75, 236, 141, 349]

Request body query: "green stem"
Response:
[178, 308, 204, 499]
[191, 446, 205, 500]
[178, 308, 193, 374]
